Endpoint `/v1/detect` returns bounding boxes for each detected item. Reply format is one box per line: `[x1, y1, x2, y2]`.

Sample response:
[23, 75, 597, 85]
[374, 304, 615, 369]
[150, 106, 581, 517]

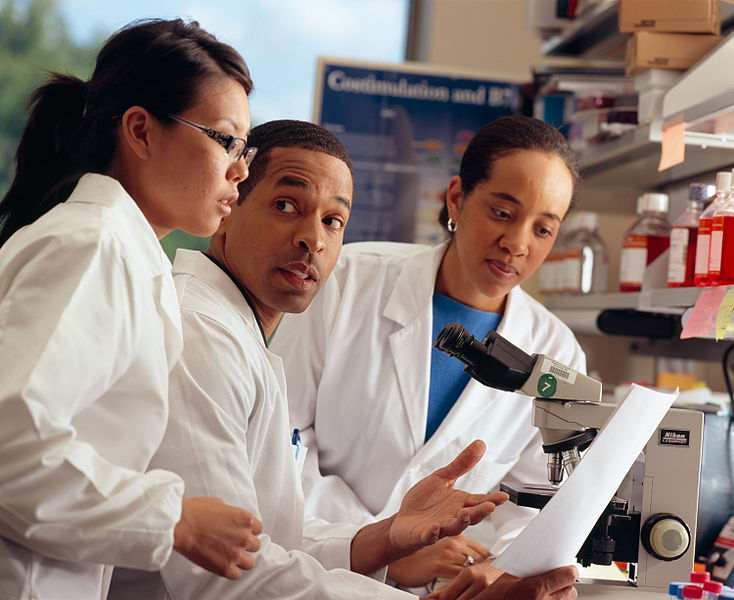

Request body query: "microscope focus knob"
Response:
[641, 513, 691, 561]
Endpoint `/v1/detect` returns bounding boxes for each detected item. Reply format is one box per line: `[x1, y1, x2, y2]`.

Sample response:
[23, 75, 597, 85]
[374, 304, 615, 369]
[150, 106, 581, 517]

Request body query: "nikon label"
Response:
[659, 429, 690, 447]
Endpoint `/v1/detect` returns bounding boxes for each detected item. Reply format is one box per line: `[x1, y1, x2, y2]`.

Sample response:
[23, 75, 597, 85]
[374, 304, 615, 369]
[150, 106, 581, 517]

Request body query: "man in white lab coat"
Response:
[110, 119, 578, 600]
[272, 116, 586, 596]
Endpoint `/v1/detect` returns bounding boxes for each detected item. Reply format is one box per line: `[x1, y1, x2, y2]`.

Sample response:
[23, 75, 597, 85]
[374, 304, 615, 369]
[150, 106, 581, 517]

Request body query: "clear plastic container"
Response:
[695, 171, 731, 287]
[565, 212, 608, 294]
[704, 580, 724, 599]
[620, 192, 671, 292]
[539, 216, 577, 295]
[683, 584, 704, 599]
[667, 183, 712, 288]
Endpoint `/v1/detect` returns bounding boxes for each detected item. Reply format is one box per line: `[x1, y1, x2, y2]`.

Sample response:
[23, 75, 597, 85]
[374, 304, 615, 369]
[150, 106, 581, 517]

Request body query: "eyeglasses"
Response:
[165, 113, 257, 166]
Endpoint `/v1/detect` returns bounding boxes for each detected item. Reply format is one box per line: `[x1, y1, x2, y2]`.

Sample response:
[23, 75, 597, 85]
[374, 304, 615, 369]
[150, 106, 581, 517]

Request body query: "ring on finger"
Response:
[463, 554, 475, 567]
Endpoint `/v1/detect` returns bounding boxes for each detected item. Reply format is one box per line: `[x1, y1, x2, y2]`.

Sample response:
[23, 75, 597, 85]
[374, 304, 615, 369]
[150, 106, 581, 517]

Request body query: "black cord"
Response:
[723, 344, 734, 427]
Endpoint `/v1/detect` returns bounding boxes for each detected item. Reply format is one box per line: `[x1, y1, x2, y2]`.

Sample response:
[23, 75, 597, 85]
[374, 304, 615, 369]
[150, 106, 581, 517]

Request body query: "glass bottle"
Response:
[566, 212, 607, 294]
[620, 192, 671, 292]
[667, 183, 712, 288]
[695, 171, 731, 287]
[709, 182, 734, 286]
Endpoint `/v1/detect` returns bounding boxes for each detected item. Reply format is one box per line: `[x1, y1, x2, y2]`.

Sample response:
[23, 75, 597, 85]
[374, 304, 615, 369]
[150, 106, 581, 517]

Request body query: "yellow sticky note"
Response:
[681, 287, 728, 339]
[715, 289, 734, 341]
[659, 118, 686, 172]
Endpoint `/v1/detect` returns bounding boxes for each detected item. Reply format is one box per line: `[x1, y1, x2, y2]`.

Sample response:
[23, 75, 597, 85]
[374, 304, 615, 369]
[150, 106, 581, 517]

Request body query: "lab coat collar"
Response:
[172, 249, 265, 347]
[384, 242, 448, 325]
[68, 173, 182, 369]
[68, 174, 170, 279]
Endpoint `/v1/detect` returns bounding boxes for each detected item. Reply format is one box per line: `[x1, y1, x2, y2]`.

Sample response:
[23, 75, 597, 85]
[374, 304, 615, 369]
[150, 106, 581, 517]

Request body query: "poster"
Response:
[314, 58, 524, 244]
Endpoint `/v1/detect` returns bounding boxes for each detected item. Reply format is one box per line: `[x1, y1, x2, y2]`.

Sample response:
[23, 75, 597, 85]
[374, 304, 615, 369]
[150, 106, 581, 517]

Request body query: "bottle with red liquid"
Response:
[667, 183, 713, 288]
[620, 192, 671, 292]
[710, 183, 734, 286]
[695, 171, 731, 287]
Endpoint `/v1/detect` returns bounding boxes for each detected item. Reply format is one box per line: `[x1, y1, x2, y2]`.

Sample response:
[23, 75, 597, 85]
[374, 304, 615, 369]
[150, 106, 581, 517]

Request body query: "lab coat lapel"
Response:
[385, 244, 447, 452]
[417, 286, 528, 457]
[151, 247, 183, 370]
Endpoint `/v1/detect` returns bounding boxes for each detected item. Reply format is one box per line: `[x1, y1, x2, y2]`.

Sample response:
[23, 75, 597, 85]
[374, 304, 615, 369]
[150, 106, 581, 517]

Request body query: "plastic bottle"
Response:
[709, 183, 734, 286]
[704, 580, 724, 599]
[683, 584, 704, 599]
[620, 192, 671, 292]
[667, 183, 712, 288]
[695, 172, 731, 287]
[670, 582, 688, 599]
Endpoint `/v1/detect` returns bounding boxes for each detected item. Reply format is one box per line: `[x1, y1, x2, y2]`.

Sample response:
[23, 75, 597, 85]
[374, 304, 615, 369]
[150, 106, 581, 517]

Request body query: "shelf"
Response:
[540, 1, 626, 60]
[577, 122, 734, 189]
[545, 286, 729, 314]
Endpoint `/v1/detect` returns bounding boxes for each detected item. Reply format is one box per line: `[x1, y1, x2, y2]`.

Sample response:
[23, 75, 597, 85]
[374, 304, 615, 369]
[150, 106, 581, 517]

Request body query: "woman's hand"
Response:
[431, 558, 503, 599]
[387, 535, 491, 587]
[173, 497, 262, 579]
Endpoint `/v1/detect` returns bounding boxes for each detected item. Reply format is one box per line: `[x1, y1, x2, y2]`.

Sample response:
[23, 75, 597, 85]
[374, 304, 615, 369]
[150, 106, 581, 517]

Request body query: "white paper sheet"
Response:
[492, 384, 678, 577]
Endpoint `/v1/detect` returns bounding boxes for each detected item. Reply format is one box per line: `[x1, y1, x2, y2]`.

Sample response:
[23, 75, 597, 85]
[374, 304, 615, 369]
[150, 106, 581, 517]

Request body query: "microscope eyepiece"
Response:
[433, 323, 537, 392]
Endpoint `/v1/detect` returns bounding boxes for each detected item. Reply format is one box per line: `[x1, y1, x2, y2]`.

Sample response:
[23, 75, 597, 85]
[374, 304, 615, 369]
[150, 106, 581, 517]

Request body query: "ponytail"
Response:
[0, 73, 88, 247]
[0, 18, 253, 248]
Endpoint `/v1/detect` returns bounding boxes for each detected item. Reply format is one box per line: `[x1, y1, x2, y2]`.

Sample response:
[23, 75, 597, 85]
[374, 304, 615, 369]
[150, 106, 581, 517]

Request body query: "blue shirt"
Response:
[426, 292, 502, 442]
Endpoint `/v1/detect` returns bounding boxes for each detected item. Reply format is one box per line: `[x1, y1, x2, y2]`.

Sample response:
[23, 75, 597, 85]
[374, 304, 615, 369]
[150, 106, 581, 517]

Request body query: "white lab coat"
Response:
[109, 249, 416, 600]
[0, 174, 185, 600]
[272, 241, 587, 555]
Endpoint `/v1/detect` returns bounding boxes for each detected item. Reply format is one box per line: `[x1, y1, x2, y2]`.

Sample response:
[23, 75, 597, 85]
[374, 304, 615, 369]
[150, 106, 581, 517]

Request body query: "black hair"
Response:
[238, 119, 352, 202]
[0, 18, 253, 247]
[438, 115, 580, 231]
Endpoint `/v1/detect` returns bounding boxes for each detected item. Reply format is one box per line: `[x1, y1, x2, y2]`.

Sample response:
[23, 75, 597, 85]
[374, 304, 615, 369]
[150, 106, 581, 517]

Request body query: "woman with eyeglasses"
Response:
[0, 18, 262, 599]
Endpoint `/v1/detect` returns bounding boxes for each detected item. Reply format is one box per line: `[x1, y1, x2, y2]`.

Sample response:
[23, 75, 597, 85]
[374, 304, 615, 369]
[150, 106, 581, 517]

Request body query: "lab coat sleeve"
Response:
[158, 310, 412, 600]
[0, 232, 183, 569]
[273, 286, 376, 526]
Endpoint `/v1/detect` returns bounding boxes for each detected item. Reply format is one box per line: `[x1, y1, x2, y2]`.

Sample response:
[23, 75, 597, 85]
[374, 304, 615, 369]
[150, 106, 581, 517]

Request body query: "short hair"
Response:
[438, 115, 580, 231]
[238, 120, 352, 202]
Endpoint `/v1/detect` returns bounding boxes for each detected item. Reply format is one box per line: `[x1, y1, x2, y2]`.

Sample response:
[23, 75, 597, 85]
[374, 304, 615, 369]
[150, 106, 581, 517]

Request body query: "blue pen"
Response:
[291, 428, 301, 460]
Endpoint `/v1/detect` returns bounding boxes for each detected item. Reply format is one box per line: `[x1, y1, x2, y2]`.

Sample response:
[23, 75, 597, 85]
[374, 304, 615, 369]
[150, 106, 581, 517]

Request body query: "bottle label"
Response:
[694, 233, 710, 276]
[620, 235, 647, 286]
[710, 219, 724, 273]
[667, 227, 689, 283]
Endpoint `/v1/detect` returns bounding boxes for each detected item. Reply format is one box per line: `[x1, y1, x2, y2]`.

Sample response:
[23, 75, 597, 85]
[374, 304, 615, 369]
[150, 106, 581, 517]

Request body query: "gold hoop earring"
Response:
[447, 218, 457, 233]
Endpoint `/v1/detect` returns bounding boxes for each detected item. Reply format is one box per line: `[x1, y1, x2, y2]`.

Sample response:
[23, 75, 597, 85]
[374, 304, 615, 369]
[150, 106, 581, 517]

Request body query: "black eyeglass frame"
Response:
[164, 113, 257, 166]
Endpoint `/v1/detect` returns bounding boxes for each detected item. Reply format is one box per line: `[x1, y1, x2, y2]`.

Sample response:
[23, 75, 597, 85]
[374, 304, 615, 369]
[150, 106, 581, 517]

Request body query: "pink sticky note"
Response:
[680, 287, 729, 339]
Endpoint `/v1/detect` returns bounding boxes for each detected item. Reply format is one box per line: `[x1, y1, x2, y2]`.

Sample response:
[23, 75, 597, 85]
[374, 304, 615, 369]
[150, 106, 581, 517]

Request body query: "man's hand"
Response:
[387, 535, 491, 587]
[173, 497, 263, 579]
[388, 440, 508, 553]
[439, 566, 578, 600]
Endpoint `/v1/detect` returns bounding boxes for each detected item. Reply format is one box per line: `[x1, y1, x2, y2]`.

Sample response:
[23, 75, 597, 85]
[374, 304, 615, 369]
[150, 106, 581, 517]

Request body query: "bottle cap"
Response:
[642, 192, 669, 213]
[717, 171, 732, 192]
[682, 584, 703, 599]
[575, 211, 599, 230]
[689, 182, 715, 205]
[704, 581, 724, 593]
[690, 571, 710, 583]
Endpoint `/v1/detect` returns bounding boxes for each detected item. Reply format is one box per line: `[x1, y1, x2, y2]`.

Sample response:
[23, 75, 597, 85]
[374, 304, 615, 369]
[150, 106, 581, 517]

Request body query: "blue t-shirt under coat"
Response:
[426, 292, 502, 442]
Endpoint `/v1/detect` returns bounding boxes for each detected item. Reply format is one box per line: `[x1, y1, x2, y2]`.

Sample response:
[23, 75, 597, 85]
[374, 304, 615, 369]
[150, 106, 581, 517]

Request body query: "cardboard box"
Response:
[619, 0, 721, 34]
[625, 31, 722, 76]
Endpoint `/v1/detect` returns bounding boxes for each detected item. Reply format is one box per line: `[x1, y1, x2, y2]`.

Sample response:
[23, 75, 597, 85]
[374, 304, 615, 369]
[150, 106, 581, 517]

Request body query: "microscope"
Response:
[434, 323, 703, 591]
